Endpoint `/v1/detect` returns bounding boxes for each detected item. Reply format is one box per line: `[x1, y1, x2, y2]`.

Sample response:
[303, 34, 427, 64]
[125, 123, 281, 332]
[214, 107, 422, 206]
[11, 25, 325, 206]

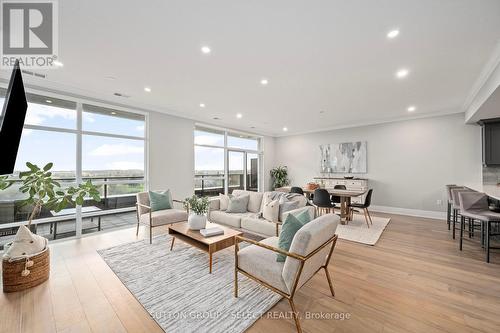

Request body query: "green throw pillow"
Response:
[277, 209, 312, 262]
[148, 190, 173, 211]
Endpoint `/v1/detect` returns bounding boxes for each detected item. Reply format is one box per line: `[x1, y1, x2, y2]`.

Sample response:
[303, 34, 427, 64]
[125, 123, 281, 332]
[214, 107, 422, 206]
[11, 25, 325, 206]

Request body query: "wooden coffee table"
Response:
[168, 221, 243, 274]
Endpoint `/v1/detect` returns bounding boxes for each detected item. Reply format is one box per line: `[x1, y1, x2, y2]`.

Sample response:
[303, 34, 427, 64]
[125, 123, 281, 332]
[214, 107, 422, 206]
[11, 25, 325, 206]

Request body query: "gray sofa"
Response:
[208, 190, 315, 237]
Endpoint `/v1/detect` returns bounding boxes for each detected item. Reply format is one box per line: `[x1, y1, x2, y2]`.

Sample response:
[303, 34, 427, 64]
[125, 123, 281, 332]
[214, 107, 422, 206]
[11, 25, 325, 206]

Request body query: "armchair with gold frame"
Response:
[135, 191, 188, 243]
[234, 214, 339, 333]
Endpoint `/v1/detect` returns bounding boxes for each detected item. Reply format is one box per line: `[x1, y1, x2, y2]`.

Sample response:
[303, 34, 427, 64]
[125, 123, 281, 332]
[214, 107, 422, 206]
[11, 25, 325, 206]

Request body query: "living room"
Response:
[1, 1, 500, 332]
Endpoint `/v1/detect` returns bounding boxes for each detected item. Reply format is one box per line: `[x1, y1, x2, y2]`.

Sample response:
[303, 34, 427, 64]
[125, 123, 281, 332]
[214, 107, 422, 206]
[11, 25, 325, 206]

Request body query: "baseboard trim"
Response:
[370, 205, 446, 220]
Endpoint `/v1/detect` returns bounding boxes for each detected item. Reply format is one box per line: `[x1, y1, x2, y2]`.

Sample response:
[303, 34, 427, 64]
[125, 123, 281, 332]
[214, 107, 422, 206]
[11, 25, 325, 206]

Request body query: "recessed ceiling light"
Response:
[407, 105, 416, 112]
[387, 29, 400, 39]
[260, 78, 269, 85]
[53, 60, 63, 67]
[396, 68, 409, 78]
[283, 127, 288, 132]
[111, 111, 117, 115]
[199, 103, 206, 108]
[144, 87, 151, 92]
[45, 99, 52, 104]
[213, 117, 220, 120]
[236, 113, 243, 119]
[250, 126, 256, 129]
[104, 76, 116, 80]
[201, 46, 211, 54]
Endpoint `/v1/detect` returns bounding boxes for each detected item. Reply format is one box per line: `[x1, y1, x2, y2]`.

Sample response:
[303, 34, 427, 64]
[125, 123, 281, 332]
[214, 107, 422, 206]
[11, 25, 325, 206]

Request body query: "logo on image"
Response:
[1, 0, 58, 68]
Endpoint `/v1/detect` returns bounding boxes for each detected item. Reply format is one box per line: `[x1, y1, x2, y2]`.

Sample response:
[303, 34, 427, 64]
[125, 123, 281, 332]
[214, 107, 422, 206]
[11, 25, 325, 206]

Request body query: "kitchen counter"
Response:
[466, 183, 500, 201]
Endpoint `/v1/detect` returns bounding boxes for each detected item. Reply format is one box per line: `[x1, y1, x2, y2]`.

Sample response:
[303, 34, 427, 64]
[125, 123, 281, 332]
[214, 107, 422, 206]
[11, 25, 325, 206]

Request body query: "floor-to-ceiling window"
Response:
[0, 88, 147, 247]
[194, 125, 261, 196]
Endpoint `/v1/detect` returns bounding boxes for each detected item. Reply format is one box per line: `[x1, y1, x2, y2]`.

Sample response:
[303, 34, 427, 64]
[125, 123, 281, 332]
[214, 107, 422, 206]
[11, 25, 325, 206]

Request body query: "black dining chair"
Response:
[313, 188, 335, 216]
[349, 189, 373, 228]
[290, 186, 304, 195]
[331, 185, 346, 208]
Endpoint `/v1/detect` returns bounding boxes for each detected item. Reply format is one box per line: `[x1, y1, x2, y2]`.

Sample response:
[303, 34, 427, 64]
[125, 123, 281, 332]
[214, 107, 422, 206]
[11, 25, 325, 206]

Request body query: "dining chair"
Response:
[349, 189, 373, 228]
[313, 188, 335, 216]
[290, 186, 304, 195]
[330, 185, 346, 208]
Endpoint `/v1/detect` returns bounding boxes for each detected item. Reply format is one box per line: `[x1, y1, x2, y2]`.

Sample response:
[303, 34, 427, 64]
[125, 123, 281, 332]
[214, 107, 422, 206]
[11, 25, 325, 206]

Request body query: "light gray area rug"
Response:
[336, 214, 391, 245]
[98, 234, 281, 333]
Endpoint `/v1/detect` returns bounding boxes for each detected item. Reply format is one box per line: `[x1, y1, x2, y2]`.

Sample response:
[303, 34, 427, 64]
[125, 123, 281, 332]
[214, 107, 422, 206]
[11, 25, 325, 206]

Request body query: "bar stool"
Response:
[450, 188, 475, 239]
[445, 185, 460, 230]
[458, 191, 500, 263]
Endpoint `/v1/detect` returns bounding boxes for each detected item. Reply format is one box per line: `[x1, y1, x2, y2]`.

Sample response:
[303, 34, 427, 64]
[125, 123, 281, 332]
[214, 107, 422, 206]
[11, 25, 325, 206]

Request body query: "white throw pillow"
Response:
[263, 199, 279, 222]
[219, 194, 230, 210]
[3, 225, 47, 260]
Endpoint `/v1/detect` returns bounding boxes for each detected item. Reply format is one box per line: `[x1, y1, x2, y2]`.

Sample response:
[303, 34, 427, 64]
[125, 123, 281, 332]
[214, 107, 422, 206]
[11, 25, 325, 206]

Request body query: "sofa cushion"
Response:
[241, 217, 281, 237]
[140, 209, 187, 226]
[263, 199, 279, 222]
[219, 194, 230, 211]
[148, 190, 173, 211]
[278, 196, 300, 222]
[210, 210, 243, 228]
[277, 210, 312, 262]
[232, 190, 264, 213]
[238, 237, 288, 293]
[227, 195, 250, 213]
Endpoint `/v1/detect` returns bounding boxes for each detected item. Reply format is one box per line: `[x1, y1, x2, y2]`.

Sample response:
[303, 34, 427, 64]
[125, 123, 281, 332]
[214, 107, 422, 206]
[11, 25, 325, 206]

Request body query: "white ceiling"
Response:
[2, 0, 500, 136]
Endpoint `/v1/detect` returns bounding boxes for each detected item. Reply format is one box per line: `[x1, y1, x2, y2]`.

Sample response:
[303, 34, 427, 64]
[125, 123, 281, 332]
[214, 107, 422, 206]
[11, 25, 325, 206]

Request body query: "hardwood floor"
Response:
[1, 212, 500, 333]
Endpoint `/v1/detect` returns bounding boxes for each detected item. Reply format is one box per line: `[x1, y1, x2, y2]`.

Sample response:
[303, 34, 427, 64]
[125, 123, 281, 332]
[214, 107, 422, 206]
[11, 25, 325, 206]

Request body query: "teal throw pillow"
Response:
[148, 190, 173, 211]
[277, 209, 312, 262]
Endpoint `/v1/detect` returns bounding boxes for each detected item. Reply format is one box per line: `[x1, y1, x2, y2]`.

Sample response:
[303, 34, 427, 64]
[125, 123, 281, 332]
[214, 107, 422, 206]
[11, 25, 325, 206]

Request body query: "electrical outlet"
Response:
[436, 199, 442, 206]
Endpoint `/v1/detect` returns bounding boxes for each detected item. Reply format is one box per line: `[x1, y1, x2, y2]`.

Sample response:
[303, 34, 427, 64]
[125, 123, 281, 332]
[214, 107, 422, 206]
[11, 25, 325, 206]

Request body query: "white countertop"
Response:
[466, 183, 500, 201]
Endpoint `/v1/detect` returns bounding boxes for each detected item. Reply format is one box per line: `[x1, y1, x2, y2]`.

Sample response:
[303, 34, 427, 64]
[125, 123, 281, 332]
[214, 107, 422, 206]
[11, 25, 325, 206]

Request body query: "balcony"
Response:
[194, 173, 258, 196]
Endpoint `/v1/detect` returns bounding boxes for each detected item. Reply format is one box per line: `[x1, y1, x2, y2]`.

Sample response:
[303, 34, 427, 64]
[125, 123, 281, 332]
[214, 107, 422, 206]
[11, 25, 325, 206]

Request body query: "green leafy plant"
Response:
[17, 162, 101, 226]
[0, 175, 13, 191]
[270, 166, 290, 189]
[183, 195, 209, 215]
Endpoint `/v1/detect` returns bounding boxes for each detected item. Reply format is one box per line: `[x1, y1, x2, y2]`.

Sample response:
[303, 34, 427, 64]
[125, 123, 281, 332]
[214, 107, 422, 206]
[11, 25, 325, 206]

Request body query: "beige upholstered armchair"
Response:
[234, 214, 339, 333]
[136, 191, 188, 243]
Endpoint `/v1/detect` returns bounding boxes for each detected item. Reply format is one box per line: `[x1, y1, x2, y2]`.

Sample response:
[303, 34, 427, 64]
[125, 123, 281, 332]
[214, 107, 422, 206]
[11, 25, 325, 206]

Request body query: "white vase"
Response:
[188, 214, 207, 230]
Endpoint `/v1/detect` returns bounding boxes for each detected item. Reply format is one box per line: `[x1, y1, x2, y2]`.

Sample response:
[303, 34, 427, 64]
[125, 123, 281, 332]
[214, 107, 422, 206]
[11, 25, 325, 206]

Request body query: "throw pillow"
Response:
[278, 196, 300, 221]
[219, 193, 230, 210]
[226, 195, 250, 213]
[276, 209, 312, 262]
[148, 190, 173, 211]
[262, 199, 279, 222]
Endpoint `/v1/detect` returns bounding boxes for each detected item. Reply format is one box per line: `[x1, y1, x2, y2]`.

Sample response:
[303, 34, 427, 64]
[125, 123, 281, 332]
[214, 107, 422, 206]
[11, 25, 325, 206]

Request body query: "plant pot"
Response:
[188, 214, 207, 230]
[2, 246, 50, 293]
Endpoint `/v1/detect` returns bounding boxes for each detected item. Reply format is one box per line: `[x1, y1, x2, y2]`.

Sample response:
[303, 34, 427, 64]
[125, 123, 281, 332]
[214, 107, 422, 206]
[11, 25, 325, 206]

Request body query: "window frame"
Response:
[194, 124, 263, 195]
[0, 84, 149, 237]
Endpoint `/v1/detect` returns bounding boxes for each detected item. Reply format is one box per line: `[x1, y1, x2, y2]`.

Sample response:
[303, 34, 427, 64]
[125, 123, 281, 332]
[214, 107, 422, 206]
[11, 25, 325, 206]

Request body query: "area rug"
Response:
[336, 214, 391, 245]
[98, 234, 281, 333]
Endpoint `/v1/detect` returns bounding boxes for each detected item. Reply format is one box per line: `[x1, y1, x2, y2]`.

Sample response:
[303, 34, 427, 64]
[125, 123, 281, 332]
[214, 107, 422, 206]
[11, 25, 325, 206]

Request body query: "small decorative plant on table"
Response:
[1, 162, 100, 293]
[270, 166, 290, 190]
[184, 195, 209, 230]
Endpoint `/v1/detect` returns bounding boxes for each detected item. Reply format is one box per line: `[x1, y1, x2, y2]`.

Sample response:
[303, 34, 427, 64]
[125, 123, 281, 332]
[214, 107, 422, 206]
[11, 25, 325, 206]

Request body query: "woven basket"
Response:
[2, 247, 50, 293]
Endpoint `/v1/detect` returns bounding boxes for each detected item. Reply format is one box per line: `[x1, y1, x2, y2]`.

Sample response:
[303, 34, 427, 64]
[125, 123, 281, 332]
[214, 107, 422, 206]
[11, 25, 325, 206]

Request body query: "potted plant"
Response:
[184, 195, 210, 230]
[1, 162, 100, 292]
[270, 166, 290, 189]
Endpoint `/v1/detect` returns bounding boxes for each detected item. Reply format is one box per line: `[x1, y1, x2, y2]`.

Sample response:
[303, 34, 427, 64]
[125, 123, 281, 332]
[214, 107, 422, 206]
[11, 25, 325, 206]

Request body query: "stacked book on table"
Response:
[200, 227, 224, 237]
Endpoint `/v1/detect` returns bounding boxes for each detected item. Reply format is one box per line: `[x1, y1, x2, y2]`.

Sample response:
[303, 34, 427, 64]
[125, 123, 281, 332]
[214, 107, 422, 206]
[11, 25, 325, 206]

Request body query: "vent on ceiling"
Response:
[113, 92, 130, 98]
[21, 70, 46, 79]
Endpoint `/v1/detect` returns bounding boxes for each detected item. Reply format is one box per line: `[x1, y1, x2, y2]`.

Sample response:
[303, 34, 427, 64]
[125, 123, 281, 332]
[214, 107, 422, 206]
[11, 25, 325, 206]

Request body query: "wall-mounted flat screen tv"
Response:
[0, 59, 28, 175]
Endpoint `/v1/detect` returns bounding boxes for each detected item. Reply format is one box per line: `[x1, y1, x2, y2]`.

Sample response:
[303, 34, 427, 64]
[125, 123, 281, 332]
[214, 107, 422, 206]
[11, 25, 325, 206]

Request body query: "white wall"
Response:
[273, 113, 482, 214]
[148, 113, 276, 197]
[148, 112, 195, 200]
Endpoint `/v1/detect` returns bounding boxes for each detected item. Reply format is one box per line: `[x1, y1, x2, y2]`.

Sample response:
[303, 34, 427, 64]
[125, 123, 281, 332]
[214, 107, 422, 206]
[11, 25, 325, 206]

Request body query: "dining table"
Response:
[276, 186, 367, 224]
